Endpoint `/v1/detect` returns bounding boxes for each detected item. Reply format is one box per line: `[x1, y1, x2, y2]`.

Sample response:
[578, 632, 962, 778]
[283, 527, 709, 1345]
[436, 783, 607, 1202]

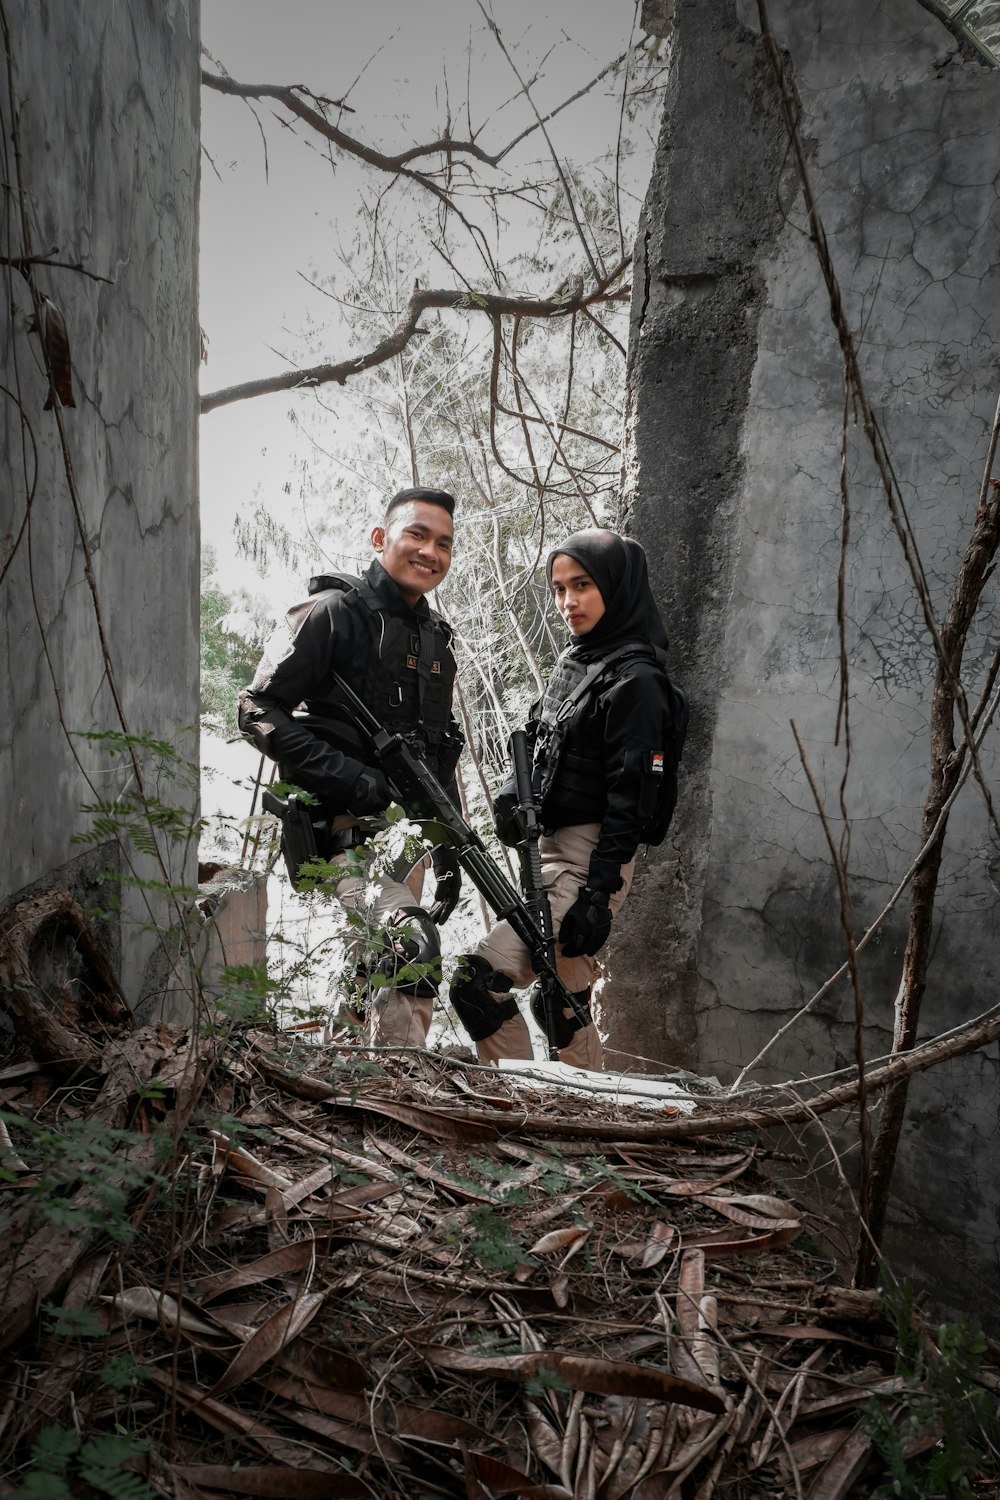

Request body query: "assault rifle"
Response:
[329, 672, 587, 1050]
[510, 728, 562, 1059]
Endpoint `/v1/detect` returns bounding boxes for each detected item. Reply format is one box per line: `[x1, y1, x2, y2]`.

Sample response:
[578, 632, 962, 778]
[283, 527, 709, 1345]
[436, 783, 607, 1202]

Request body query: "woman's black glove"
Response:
[558, 886, 613, 957]
[428, 846, 462, 924]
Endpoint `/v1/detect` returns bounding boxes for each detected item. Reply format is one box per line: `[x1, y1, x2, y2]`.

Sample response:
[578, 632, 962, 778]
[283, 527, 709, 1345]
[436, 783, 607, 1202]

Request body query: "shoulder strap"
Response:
[307, 570, 362, 598]
[552, 642, 659, 723]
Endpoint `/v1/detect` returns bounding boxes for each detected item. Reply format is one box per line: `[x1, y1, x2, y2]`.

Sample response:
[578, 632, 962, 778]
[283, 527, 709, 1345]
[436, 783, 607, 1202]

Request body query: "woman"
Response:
[450, 528, 686, 1070]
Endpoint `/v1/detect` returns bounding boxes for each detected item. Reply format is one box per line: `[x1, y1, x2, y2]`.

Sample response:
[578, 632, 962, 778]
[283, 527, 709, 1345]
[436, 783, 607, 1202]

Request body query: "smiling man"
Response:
[238, 486, 464, 1049]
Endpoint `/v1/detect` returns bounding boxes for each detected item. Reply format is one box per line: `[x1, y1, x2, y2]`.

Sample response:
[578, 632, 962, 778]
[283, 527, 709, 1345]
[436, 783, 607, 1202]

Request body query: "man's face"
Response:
[549, 552, 606, 636]
[372, 499, 454, 604]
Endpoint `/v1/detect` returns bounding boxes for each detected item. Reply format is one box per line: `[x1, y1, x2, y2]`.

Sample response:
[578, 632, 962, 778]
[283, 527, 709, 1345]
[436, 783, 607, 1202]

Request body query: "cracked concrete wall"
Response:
[616, 0, 1000, 1310]
[0, 2, 201, 1011]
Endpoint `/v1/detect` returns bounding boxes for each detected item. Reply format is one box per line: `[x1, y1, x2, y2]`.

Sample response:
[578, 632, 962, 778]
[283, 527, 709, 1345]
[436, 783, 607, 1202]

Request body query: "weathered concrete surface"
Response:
[0, 3, 201, 1012]
[136, 867, 267, 1027]
[617, 0, 1000, 1312]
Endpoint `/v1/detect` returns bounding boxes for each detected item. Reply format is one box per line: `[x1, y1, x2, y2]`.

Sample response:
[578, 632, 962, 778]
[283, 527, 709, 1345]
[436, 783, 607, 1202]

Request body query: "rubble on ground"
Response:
[1, 1021, 998, 1498]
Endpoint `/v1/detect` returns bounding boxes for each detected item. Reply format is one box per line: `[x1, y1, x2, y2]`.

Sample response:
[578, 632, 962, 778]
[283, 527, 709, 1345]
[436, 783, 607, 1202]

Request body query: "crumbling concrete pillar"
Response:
[616, 0, 1000, 1311]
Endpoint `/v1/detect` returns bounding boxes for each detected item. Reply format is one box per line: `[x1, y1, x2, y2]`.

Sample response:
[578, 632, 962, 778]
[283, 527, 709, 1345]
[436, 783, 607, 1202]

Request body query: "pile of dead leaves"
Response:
[1, 1021, 998, 1499]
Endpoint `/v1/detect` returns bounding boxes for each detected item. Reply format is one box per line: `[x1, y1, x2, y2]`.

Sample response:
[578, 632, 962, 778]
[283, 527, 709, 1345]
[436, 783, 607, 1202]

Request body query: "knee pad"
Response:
[368, 905, 441, 998]
[529, 984, 592, 1052]
[449, 954, 521, 1043]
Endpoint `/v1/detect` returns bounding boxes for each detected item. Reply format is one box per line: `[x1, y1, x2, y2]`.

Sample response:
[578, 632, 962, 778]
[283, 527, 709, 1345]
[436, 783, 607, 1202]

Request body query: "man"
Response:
[450, 529, 686, 1071]
[238, 487, 464, 1047]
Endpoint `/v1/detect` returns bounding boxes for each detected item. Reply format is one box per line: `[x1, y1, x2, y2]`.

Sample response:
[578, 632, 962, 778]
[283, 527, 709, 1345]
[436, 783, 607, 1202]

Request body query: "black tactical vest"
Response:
[532, 641, 686, 844]
[293, 571, 459, 779]
[533, 649, 607, 807]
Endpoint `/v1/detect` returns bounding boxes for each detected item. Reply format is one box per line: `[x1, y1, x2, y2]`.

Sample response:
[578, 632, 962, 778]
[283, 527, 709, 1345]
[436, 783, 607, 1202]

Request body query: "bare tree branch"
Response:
[202, 53, 627, 175]
[201, 275, 630, 414]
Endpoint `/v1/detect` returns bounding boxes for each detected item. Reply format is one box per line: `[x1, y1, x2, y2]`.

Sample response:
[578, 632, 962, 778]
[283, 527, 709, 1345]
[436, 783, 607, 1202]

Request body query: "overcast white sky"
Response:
[198, 2, 656, 594]
[197, 3, 661, 855]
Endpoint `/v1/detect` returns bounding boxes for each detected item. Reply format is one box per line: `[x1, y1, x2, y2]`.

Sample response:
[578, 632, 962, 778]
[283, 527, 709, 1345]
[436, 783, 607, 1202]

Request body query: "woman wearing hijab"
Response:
[450, 528, 686, 1070]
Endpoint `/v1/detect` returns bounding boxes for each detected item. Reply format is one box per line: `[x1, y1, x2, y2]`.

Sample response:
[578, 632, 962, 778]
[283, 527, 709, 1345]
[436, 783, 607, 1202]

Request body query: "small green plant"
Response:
[14, 1426, 153, 1500]
[4, 1112, 161, 1244]
[467, 1205, 534, 1274]
[98, 1354, 149, 1392]
[865, 1277, 998, 1498]
[580, 1156, 657, 1206]
[209, 960, 281, 1029]
[41, 1303, 107, 1340]
[524, 1367, 573, 1398]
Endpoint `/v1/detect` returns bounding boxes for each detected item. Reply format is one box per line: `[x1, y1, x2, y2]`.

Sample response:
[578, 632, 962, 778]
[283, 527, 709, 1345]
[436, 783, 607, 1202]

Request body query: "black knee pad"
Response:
[368, 905, 441, 998]
[449, 954, 521, 1043]
[529, 984, 592, 1052]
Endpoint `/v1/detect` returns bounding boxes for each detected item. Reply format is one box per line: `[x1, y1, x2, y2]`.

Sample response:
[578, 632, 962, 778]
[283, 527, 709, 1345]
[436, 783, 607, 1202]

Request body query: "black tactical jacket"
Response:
[531, 645, 681, 875]
[238, 559, 460, 816]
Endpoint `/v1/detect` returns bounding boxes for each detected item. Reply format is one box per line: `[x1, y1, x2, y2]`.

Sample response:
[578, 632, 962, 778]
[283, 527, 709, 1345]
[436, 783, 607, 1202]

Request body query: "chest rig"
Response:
[301, 571, 457, 766]
[532, 642, 663, 806]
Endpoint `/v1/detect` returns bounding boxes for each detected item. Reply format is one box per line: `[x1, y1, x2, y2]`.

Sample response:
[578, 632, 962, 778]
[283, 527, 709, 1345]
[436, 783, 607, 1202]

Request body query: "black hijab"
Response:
[546, 529, 668, 659]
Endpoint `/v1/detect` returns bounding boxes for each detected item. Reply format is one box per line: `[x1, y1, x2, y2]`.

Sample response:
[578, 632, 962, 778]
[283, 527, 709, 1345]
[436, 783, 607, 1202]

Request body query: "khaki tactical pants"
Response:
[471, 822, 634, 1071]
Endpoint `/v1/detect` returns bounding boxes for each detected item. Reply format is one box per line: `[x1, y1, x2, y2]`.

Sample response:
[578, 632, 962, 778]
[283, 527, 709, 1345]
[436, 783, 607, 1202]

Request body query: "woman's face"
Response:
[549, 553, 607, 636]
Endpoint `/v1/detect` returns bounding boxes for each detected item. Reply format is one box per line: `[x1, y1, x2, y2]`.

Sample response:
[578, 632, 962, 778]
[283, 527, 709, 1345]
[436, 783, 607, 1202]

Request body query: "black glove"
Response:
[428, 846, 462, 924]
[558, 886, 613, 958]
[492, 786, 524, 847]
[348, 768, 391, 816]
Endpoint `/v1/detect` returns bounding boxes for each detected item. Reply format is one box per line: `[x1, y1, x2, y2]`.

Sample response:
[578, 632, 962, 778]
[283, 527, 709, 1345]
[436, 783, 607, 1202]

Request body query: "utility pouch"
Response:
[262, 788, 323, 888]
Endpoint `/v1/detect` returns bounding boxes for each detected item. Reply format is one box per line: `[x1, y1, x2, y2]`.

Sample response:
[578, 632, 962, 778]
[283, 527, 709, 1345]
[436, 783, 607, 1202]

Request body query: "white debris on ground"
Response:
[498, 1057, 722, 1112]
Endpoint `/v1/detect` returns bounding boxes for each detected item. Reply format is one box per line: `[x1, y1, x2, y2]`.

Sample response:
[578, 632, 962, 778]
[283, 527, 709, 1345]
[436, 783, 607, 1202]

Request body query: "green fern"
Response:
[865, 1279, 998, 1499]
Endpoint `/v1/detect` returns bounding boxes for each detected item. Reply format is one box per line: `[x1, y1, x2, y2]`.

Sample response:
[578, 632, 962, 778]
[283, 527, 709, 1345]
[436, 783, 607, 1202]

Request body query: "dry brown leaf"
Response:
[797, 1375, 907, 1418]
[718, 1191, 798, 1218]
[210, 1130, 294, 1192]
[108, 1287, 230, 1341]
[141, 1367, 297, 1460]
[524, 1398, 568, 1476]
[464, 1449, 574, 1498]
[331, 1093, 500, 1143]
[550, 1273, 570, 1308]
[680, 1223, 802, 1258]
[662, 1159, 753, 1195]
[375, 1137, 496, 1201]
[259, 1371, 493, 1446]
[779, 1425, 854, 1474]
[332, 1179, 401, 1209]
[276, 1402, 405, 1461]
[692, 1295, 721, 1388]
[641, 1220, 677, 1269]
[281, 1162, 336, 1207]
[170, 1465, 368, 1497]
[528, 1225, 591, 1257]
[196, 1235, 348, 1303]
[210, 1290, 327, 1396]
[419, 1347, 724, 1413]
[677, 1250, 705, 1343]
[806, 1421, 872, 1499]
[692, 1194, 800, 1232]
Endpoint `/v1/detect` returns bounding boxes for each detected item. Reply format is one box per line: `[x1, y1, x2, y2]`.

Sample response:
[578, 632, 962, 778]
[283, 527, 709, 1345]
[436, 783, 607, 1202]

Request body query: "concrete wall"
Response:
[617, 0, 1000, 1310]
[0, 2, 201, 1011]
